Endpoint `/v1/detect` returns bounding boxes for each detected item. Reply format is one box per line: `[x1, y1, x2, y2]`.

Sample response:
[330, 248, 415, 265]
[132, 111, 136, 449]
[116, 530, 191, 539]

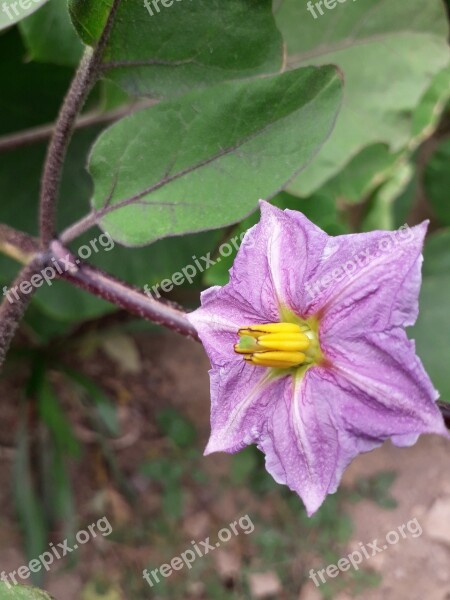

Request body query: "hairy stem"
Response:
[0, 225, 39, 263]
[50, 241, 199, 340]
[59, 212, 100, 245]
[0, 260, 42, 368]
[39, 0, 122, 247]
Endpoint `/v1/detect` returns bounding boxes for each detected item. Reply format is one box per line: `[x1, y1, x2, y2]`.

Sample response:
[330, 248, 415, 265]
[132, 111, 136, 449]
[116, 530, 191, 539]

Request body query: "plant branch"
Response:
[0, 225, 39, 263]
[59, 212, 100, 245]
[0, 260, 42, 368]
[0, 101, 153, 154]
[39, 0, 123, 247]
[50, 241, 199, 340]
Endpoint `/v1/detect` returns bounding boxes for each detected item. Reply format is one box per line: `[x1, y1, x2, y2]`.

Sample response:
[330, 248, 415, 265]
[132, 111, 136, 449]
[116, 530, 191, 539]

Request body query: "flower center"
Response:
[234, 321, 321, 369]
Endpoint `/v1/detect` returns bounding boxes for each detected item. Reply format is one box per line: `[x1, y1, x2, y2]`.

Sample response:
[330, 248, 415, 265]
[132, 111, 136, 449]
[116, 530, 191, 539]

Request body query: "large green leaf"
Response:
[424, 137, 450, 227]
[411, 230, 450, 403]
[19, 0, 83, 67]
[0, 584, 53, 599]
[0, 0, 48, 31]
[88, 66, 343, 246]
[275, 0, 450, 196]
[69, 0, 283, 98]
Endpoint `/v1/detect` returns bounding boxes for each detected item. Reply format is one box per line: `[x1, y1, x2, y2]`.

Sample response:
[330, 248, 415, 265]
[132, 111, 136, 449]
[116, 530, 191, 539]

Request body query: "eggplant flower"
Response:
[188, 201, 448, 515]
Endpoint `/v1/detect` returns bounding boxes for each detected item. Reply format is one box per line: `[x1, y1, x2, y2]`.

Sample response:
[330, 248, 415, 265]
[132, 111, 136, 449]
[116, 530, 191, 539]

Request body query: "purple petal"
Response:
[323, 328, 449, 441]
[305, 222, 428, 335]
[204, 362, 288, 454]
[257, 367, 381, 516]
[257, 341, 447, 516]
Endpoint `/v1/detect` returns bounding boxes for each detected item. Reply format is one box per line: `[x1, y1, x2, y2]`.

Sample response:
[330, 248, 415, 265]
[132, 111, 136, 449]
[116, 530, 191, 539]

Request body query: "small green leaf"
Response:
[88, 67, 342, 246]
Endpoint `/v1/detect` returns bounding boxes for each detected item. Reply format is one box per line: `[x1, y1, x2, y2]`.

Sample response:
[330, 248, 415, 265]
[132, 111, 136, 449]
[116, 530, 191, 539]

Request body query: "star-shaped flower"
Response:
[188, 201, 448, 515]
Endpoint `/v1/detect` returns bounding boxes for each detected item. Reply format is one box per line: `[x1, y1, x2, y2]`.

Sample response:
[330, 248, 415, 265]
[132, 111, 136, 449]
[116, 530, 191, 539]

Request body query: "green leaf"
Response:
[361, 161, 414, 231]
[424, 137, 450, 227]
[88, 67, 343, 246]
[0, 583, 54, 599]
[411, 230, 450, 402]
[0, 0, 48, 31]
[411, 66, 450, 142]
[69, 0, 283, 97]
[317, 144, 402, 205]
[276, 0, 450, 196]
[19, 0, 83, 67]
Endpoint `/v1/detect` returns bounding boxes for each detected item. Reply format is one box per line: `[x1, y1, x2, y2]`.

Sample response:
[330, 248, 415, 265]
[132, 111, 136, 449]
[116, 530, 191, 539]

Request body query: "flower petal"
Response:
[305, 222, 428, 336]
[257, 367, 380, 516]
[204, 361, 288, 454]
[324, 328, 449, 440]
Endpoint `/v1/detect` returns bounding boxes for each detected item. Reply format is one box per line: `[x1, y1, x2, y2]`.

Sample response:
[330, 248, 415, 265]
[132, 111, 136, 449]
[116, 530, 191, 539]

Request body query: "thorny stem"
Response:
[39, 0, 123, 247]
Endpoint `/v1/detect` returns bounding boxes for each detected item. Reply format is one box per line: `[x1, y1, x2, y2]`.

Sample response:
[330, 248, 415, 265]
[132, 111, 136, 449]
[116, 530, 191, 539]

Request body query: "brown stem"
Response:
[0, 225, 39, 259]
[50, 241, 199, 340]
[39, 0, 123, 247]
[0, 260, 42, 368]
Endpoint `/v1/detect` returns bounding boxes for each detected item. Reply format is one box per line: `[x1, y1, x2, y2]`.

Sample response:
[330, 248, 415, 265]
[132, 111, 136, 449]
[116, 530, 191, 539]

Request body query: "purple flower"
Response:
[188, 201, 448, 515]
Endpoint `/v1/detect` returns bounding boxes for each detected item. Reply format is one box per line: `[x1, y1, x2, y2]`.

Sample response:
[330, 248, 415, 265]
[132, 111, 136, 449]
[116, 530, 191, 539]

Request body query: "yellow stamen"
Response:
[235, 322, 312, 370]
[257, 332, 309, 352]
[238, 323, 302, 338]
[245, 351, 306, 368]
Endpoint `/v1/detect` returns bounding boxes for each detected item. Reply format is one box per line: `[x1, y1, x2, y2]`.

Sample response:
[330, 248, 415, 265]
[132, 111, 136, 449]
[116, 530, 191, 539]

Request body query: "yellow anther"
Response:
[238, 323, 302, 338]
[257, 332, 310, 352]
[235, 322, 315, 370]
[245, 351, 306, 368]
